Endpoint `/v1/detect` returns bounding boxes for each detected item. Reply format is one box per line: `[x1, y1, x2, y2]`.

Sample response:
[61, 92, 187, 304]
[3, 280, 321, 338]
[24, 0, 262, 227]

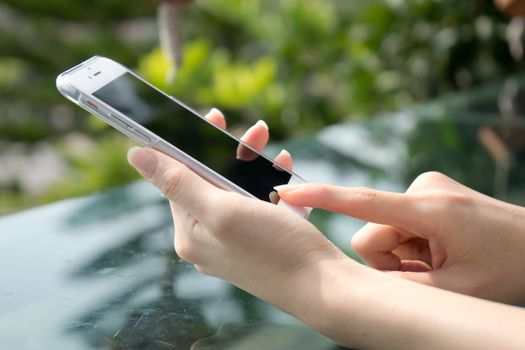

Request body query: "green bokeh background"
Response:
[0, 0, 521, 213]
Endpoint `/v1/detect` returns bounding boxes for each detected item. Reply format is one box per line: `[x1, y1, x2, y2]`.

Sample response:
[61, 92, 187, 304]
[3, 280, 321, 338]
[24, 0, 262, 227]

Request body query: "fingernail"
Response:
[127, 147, 157, 179]
[274, 184, 303, 194]
[277, 149, 289, 157]
[210, 107, 222, 116]
[242, 120, 268, 141]
[255, 119, 268, 130]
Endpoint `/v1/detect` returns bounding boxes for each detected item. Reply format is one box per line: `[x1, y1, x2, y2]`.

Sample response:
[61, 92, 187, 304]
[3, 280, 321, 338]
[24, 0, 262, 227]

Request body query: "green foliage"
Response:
[42, 134, 140, 202]
[1, 0, 154, 21]
[137, 0, 518, 135]
[0, 0, 521, 213]
[139, 41, 279, 117]
[404, 117, 495, 194]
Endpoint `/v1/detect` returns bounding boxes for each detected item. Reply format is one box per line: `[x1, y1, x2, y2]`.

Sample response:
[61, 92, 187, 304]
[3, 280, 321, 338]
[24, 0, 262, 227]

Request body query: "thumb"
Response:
[275, 183, 424, 230]
[128, 147, 218, 219]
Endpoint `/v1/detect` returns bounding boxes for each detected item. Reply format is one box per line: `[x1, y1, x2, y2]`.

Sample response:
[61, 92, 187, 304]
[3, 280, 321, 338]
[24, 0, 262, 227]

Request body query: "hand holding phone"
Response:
[204, 108, 295, 202]
[57, 56, 308, 217]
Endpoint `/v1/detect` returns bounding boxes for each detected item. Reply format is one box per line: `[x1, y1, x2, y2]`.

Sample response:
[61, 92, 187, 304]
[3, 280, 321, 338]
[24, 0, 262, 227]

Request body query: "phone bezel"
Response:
[57, 56, 310, 218]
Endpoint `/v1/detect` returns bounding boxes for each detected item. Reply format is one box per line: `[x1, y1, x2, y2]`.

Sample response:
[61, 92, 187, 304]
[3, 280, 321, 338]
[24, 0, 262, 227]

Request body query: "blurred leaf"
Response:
[137, 47, 171, 91]
[1, 0, 522, 212]
[198, 56, 277, 108]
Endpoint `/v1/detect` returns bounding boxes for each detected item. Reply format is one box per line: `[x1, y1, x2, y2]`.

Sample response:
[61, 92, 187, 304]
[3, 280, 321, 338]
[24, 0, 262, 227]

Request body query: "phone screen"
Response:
[92, 72, 293, 203]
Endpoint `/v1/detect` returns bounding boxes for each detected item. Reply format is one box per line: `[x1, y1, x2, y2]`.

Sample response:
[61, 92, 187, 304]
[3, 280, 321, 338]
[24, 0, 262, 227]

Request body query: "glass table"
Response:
[2, 77, 525, 349]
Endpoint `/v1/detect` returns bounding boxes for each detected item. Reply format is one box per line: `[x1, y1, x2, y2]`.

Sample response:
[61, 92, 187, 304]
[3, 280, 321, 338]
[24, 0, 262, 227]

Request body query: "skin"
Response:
[127, 108, 525, 349]
[279, 174, 525, 304]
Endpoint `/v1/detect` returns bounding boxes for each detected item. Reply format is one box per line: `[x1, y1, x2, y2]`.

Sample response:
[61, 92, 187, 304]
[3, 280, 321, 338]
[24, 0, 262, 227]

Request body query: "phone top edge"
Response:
[56, 74, 80, 102]
[57, 56, 127, 95]
[56, 55, 100, 79]
[56, 55, 100, 95]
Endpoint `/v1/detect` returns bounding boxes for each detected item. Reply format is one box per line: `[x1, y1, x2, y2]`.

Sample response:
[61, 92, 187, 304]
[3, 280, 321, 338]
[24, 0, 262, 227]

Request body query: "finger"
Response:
[352, 223, 433, 272]
[240, 120, 269, 151]
[128, 147, 219, 220]
[275, 183, 428, 232]
[236, 120, 269, 161]
[351, 223, 402, 270]
[392, 237, 433, 268]
[274, 149, 293, 171]
[204, 108, 226, 129]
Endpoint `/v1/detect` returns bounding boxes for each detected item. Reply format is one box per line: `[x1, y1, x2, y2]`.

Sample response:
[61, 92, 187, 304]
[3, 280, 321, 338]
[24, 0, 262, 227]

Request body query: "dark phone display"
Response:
[93, 73, 293, 202]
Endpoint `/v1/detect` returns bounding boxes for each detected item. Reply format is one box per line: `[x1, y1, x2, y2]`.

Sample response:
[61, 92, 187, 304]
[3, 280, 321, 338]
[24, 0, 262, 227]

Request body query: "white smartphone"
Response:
[57, 56, 309, 218]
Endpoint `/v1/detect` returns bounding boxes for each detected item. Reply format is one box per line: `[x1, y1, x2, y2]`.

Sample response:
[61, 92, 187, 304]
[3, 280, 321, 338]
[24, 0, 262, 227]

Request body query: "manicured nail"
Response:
[127, 147, 157, 179]
[210, 107, 222, 115]
[242, 120, 268, 141]
[277, 149, 289, 157]
[274, 184, 303, 194]
[255, 119, 268, 130]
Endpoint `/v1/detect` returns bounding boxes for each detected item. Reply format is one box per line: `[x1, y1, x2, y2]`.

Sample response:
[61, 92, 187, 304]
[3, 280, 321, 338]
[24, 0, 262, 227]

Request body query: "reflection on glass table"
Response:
[2, 86, 525, 349]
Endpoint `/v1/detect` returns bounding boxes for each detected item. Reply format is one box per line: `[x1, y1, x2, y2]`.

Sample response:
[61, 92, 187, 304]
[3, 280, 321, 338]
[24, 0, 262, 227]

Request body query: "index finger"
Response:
[276, 183, 430, 233]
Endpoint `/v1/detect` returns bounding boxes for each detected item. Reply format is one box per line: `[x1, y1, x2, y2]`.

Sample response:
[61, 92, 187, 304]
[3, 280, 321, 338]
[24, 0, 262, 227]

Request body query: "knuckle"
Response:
[413, 171, 447, 185]
[351, 230, 373, 255]
[183, 212, 201, 232]
[415, 190, 472, 222]
[430, 190, 471, 212]
[351, 234, 366, 254]
[353, 187, 377, 203]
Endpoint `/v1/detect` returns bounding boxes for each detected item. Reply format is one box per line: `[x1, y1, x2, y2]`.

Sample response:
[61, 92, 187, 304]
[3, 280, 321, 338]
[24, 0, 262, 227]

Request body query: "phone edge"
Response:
[57, 55, 311, 219]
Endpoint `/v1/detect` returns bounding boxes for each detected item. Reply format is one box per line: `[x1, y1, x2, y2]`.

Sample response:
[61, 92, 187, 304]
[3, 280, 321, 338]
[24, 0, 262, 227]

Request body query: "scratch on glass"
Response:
[134, 312, 145, 328]
[67, 321, 94, 329]
[154, 340, 176, 347]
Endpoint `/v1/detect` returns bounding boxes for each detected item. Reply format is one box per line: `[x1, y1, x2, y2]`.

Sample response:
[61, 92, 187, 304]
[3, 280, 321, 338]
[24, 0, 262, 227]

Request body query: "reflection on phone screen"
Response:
[92, 73, 295, 203]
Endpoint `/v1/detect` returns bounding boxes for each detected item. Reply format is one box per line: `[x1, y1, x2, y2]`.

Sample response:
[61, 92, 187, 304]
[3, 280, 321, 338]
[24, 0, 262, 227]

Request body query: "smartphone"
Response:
[57, 56, 309, 217]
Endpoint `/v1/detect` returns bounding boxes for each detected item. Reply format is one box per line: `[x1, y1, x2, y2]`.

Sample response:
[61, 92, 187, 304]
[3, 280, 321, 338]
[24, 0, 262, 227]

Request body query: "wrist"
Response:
[313, 261, 380, 348]
[491, 200, 525, 302]
[302, 260, 443, 349]
[313, 259, 525, 349]
[283, 255, 370, 346]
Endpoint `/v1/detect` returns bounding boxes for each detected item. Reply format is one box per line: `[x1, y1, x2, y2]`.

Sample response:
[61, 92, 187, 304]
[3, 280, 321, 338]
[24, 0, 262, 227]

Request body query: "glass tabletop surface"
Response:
[2, 84, 525, 349]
